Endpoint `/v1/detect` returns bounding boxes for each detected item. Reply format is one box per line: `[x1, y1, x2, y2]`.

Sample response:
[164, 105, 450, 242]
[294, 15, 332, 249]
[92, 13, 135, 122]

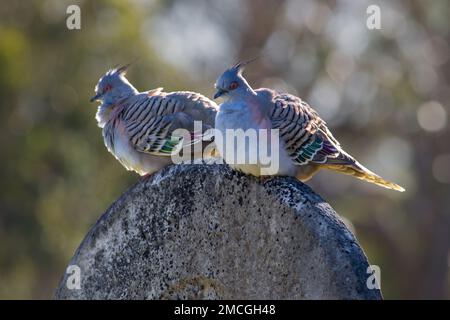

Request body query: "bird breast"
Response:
[103, 119, 170, 175]
[215, 100, 286, 176]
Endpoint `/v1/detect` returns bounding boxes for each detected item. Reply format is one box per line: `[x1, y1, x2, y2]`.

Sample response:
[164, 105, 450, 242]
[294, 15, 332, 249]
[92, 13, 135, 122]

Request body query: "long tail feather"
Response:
[325, 162, 405, 192]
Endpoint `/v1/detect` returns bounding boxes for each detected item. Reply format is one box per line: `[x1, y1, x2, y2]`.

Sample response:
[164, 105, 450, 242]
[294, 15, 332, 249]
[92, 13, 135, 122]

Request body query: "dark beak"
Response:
[213, 89, 226, 99]
[90, 93, 101, 102]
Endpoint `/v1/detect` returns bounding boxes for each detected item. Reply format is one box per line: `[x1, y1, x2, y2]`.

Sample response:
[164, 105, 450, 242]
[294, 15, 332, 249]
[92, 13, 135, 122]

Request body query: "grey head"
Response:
[90, 63, 138, 106]
[213, 59, 257, 100]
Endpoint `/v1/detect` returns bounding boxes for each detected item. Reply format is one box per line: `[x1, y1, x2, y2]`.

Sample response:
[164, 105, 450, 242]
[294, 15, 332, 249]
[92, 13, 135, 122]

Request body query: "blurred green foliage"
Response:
[0, 0, 449, 299]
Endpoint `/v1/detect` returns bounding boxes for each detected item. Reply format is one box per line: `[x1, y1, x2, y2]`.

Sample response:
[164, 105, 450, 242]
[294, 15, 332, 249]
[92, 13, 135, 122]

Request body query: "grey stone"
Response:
[54, 163, 382, 300]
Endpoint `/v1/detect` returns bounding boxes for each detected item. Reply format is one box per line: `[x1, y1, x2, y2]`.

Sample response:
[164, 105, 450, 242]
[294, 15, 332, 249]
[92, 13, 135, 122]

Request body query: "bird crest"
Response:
[106, 58, 140, 76]
[232, 56, 260, 74]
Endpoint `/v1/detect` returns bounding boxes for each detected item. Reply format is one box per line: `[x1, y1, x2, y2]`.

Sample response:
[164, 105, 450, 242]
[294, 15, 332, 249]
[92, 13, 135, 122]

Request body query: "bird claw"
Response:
[258, 176, 273, 183]
[140, 173, 153, 181]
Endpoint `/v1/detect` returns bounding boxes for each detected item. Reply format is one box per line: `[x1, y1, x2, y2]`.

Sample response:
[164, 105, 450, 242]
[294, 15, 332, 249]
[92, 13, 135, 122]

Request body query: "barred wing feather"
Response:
[122, 92, 214, 156]
[269, 93, 355, 166]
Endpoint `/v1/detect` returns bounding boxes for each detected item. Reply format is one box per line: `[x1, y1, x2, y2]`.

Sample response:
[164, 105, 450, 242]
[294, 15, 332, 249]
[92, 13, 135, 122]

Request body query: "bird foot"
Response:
[140, 172, 154, 181]
[258, 176, 273, 184]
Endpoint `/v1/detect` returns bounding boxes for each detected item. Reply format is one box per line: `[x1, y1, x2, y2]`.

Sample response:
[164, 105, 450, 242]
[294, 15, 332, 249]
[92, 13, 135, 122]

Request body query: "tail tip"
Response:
[390, 184, 405, 192]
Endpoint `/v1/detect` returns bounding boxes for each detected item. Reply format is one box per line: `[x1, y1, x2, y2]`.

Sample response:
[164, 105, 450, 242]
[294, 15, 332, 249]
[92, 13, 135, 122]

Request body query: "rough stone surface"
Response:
[54, 163, 382, 300]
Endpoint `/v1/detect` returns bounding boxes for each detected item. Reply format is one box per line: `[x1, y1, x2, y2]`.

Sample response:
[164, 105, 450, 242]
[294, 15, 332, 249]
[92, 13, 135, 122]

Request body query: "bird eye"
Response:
[229, 81, 239, 90]
[104, 84, 112, 93]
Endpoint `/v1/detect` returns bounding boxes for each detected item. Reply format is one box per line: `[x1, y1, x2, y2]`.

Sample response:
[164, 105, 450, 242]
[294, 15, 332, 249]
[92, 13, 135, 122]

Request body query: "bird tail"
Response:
[324, 162, 405, 192]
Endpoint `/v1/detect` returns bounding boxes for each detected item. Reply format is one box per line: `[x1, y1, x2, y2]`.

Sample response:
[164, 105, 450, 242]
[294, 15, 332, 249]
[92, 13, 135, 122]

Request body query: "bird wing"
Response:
[121, 91, 217, 156]
[268, 92, 354, 166]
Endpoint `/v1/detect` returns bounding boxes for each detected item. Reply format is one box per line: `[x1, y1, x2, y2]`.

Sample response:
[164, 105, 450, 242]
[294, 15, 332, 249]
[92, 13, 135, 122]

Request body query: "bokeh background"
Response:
[0, 0, 449, 299]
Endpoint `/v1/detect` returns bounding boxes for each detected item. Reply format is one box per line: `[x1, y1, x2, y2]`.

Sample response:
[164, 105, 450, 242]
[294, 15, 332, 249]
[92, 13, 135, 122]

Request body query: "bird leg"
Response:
[140, 172, 154, 182]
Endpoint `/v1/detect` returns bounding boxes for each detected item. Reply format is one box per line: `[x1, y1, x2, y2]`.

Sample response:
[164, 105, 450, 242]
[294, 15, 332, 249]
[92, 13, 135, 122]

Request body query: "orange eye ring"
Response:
[229, 81, 239, 90]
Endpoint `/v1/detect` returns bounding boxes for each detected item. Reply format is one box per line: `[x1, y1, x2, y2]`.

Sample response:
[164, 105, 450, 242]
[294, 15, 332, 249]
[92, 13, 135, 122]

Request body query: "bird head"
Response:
[90, 63, 138, 105]
[213, 58, 257, 100]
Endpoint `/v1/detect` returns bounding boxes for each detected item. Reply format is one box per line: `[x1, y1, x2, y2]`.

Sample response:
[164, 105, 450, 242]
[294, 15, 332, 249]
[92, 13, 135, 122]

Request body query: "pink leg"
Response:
[140, 172, 154, 181]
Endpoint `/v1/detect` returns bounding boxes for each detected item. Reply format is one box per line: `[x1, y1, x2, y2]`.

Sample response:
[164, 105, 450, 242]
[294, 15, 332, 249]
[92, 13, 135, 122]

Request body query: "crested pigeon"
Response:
[213, 61, 405, 192]
[90, 64, 218, 176]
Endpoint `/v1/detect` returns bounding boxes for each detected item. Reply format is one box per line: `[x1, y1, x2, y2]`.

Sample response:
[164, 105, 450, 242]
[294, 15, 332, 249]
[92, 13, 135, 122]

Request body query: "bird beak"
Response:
[90, 93, 101, 102]
[213, 89, 226, 99]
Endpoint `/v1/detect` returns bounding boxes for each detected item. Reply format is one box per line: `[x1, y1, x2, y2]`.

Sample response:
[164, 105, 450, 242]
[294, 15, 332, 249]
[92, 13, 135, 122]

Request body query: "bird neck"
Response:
[95, 88, 136, 128]
[117, 83, 139, 99]
[228, 86, 256, 103]
[96, 104, 112, 128]
[240, 77, 256, 96]
[245, 86, 257, 96]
